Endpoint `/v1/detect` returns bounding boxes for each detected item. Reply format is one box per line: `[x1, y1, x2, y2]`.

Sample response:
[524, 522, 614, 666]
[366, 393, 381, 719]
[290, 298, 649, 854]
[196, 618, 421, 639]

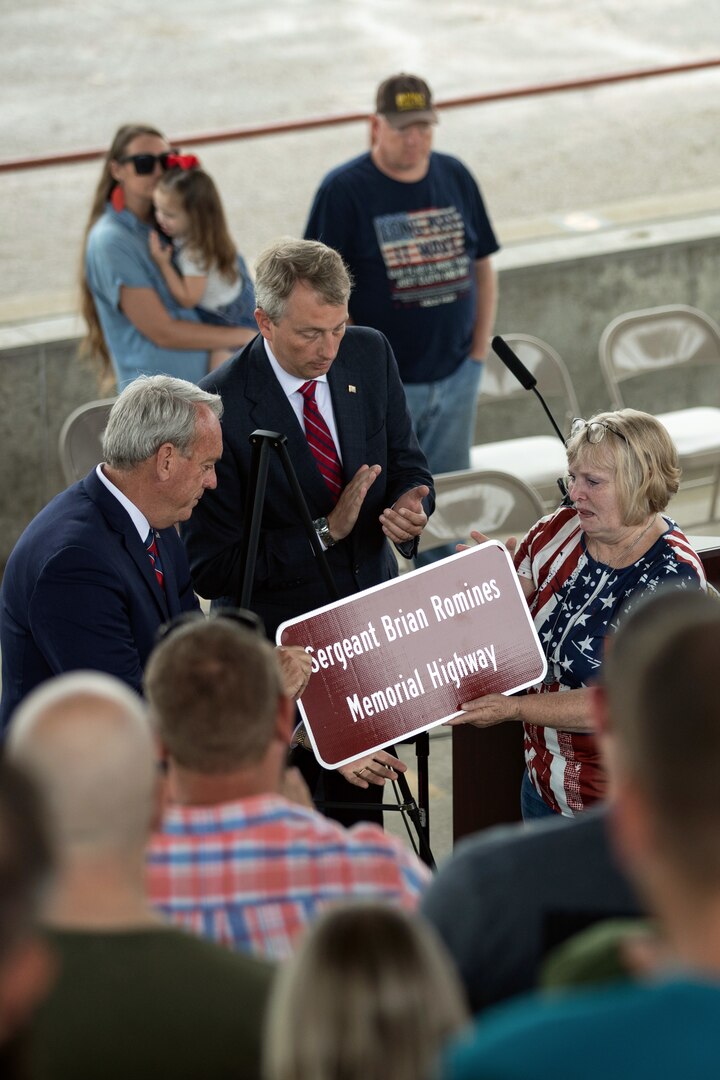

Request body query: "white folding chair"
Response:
[58, 399, 116, 485]
[420, 468, 545, 556]
[599, 304, 720, 522]
[471, 334, 578, 511]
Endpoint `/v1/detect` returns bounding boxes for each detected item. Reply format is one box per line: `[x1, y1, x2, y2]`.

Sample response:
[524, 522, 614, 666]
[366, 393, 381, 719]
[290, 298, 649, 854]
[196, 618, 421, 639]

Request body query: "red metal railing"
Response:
[1, 58, 719, 174]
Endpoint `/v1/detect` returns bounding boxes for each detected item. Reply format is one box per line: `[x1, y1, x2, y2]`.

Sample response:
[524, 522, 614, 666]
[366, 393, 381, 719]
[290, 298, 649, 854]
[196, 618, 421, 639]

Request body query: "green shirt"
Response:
[31, 926, 274, 1080]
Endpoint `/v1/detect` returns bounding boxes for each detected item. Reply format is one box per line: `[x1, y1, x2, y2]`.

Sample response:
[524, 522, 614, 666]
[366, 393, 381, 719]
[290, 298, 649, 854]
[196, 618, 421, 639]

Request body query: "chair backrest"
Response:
[474, 333, 579, 444]
[421, 468, 545, 553]
[58, 399, 116, 485]
[599, 304, 720, 411]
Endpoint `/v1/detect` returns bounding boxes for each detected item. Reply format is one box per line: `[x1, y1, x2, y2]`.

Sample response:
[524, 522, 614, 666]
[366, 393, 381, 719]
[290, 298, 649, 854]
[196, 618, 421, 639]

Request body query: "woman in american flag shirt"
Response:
[449, 408, 706, 818]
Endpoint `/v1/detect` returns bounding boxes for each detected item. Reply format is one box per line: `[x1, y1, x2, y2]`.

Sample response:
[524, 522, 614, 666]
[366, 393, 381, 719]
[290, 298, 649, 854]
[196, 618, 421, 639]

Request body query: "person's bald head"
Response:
[7, 673, 156, 856]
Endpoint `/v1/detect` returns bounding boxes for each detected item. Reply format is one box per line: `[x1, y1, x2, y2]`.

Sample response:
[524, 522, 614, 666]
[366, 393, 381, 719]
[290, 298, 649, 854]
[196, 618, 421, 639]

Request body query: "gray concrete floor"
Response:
[2, 0, 720, 320]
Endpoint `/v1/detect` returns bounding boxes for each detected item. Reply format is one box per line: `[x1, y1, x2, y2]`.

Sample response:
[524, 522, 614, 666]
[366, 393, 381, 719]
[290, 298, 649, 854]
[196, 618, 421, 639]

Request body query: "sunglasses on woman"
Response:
[570, 417, 628, 444]
[117, 150, 179, 175]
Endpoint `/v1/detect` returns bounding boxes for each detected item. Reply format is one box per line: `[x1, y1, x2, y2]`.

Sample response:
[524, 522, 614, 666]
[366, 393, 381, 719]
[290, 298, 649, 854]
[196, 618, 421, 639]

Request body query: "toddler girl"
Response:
[150, 155, 255, 368]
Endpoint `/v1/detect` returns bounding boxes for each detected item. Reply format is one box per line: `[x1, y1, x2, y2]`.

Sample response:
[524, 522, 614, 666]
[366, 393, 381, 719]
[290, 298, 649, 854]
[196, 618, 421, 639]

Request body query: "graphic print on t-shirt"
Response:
[373, 206, 471, 309]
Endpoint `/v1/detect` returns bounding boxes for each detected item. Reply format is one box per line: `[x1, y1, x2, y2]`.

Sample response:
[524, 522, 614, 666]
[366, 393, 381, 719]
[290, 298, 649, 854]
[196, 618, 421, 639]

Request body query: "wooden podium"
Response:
[452, 537, 720, 843]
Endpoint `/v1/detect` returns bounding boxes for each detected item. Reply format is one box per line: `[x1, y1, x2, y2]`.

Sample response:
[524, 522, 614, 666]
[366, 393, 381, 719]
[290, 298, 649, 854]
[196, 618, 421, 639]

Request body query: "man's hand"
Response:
[379, 485, 429, 545]
[275, 645, 312, 700]
[336, 749, 406, 789]
[326, 464, 382, 541]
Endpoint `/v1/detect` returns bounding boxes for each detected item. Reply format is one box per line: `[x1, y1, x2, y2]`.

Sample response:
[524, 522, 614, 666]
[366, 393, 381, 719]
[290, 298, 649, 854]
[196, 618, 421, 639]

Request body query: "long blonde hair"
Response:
[79, 124, 165, 389]
[263, 903, 469, 1080]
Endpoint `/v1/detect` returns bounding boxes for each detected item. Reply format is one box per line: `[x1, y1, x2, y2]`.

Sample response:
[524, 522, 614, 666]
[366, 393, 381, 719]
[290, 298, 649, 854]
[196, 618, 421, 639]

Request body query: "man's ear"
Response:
[254, 308, 272, 341]
[154, 443, 174, 481]
[608, 771, 655, 883]
[592, 682, 623, 802]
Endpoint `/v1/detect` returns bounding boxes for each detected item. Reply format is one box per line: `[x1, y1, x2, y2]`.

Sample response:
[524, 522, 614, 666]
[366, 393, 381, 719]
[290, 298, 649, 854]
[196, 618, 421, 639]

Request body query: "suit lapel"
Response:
[83, 471, 170, 619]
[244, 340, 336, 515]
[328, 340, 367, 479]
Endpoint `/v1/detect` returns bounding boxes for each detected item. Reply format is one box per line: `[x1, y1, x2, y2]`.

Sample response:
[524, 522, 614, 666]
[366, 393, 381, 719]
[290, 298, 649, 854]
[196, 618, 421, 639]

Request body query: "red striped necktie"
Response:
[145, 529, 165, 591]
[298, 380, 343, 501]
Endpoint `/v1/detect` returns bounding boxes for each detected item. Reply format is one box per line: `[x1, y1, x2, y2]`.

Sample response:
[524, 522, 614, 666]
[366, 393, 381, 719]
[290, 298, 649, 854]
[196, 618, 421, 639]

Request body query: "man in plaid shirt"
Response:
[144, 616, 430, 960]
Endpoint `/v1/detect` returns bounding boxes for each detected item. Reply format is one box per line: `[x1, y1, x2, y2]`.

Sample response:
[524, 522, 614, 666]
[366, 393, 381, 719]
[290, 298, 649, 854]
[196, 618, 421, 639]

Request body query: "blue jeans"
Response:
[521, 770, 558, 822]
[404, 356, 483, 566]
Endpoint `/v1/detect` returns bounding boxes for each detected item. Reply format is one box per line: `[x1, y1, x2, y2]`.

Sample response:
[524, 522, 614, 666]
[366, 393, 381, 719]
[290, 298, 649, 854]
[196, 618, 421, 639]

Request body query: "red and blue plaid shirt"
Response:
[146, 794, 431, 960]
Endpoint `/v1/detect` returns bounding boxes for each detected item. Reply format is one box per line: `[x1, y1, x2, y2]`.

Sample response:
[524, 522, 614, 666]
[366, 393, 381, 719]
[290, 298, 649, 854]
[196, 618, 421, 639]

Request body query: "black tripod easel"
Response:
[236, 429, 435, 870]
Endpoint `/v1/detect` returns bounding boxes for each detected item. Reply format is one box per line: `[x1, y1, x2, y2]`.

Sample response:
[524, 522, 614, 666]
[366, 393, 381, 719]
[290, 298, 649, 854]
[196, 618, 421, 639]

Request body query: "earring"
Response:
[110, 185, 125, 213]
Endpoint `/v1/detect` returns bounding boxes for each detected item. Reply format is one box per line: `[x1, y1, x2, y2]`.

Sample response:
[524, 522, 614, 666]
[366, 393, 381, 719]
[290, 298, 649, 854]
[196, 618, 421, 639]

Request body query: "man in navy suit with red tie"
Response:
[182, 238, 434, 818]
[0, 376, 223, 731]
[183, 238, 434, 635]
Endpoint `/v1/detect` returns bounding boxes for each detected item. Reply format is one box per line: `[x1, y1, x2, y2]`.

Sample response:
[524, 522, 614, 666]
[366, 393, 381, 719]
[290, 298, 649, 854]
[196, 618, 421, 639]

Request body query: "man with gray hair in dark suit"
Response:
[0, 374, 223, 729]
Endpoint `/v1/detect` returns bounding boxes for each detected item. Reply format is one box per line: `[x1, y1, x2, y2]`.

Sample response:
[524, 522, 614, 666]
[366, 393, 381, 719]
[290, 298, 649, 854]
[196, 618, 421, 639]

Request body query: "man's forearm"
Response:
[470, 258, 498, 359]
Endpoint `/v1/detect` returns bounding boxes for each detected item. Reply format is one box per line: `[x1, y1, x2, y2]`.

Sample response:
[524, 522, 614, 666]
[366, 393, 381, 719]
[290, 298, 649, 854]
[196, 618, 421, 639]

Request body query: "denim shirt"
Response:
[85, 204, 208, 389]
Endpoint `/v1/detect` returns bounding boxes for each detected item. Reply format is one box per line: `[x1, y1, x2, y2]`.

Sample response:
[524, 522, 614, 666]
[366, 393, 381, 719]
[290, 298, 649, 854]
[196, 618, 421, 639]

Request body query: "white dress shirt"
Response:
[96, 464, 150, 541]
[263, 340, 343, 463]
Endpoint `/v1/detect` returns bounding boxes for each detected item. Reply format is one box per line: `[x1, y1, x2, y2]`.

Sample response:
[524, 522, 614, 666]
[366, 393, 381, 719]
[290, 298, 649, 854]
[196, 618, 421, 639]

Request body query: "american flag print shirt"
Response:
[514, 506, 706, 815]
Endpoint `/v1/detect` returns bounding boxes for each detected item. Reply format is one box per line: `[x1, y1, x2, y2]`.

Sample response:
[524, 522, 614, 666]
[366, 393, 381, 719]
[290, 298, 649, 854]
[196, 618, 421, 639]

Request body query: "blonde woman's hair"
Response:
[566, 408, 681, 525]
[79, 124, 166, 390]
[263, 903, 469, 1080]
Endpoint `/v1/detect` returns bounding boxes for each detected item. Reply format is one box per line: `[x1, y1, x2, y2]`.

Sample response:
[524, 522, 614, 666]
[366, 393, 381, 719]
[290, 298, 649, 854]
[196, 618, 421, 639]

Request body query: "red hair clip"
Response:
[165, 152, 201, 171]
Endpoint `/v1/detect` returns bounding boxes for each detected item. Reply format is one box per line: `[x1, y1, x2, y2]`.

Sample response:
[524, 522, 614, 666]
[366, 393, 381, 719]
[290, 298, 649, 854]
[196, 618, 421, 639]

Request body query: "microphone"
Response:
[491, 335, 565, 444]
[491, 335, 572, 505]
[491, 335, 537, 391]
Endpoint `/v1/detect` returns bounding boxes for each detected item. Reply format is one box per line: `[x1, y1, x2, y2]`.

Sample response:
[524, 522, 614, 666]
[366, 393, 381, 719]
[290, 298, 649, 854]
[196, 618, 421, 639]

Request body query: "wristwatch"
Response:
[313, 516, 337, 548]
[292, 723, 310, 749]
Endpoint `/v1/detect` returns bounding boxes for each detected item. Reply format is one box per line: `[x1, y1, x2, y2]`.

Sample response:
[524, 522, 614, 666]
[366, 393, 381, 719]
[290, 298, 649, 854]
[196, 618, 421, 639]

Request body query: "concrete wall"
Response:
[0, 316, 94, 566]
[1, 214, 719, 571]
[485, 213, 720, 442]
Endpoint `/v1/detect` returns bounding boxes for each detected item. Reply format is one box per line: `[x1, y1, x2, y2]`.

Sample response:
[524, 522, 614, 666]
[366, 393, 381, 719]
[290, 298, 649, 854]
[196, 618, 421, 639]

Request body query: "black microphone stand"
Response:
[237, 429, 436, 870]
[491, 335, 571, 504]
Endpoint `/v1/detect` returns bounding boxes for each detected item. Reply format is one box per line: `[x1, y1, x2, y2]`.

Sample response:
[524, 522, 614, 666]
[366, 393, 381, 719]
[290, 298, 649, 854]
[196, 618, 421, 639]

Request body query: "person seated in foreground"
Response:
[144, 614, 431, 960]
[7, 672, 273, 1080]
[0, 761, 56, 1080]
[443, 589, 720, 1079]
[421, 807, 640, 1013]
[263, 902, 469, 1080]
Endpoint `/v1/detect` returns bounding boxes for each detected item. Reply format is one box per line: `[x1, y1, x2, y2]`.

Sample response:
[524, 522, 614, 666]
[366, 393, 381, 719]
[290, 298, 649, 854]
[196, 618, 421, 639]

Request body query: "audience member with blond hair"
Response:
[264, 902, 469, 1080]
